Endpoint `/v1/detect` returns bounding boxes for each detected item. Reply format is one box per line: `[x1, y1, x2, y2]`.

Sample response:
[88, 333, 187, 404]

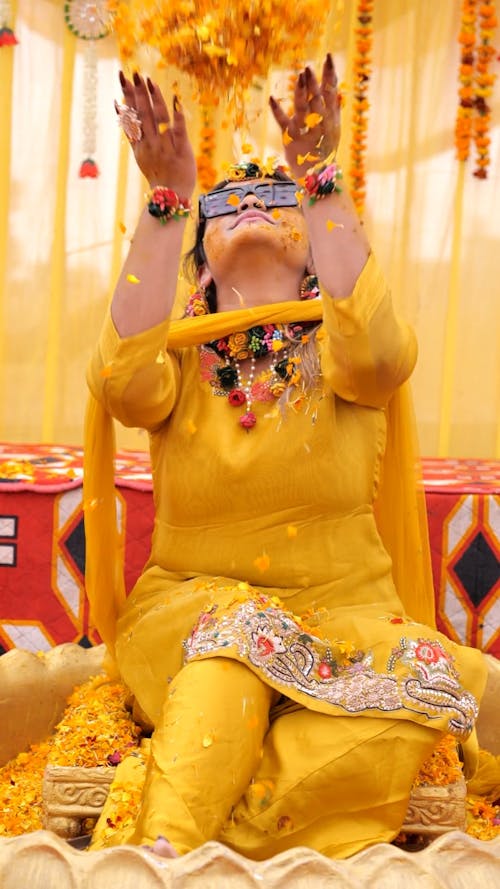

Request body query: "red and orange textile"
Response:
[0, 443, 498, 658]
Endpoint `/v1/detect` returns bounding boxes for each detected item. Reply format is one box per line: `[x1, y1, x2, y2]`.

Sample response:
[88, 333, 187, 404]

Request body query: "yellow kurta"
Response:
[86, 254, 486, 857]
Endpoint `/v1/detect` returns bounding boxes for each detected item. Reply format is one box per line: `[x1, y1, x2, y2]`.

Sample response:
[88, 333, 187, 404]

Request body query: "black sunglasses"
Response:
[199, 181, 299, 219]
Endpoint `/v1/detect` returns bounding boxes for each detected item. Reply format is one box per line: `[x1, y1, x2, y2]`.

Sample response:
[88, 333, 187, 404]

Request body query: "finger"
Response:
[304, 66, 325, 117]
[293, 70, 309, 129]
[147, 77, 171, 135]
[118, 70, 136, 108]
[171, 95, 191, 147]
[320, 53, 338, 110]
[268, 95, 290, 132]
[132, 71, 156, 140]
[320, 55, 340, 136]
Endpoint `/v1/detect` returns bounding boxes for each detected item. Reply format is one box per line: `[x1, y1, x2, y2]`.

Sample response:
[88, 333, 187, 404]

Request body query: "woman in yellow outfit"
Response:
[85, 57, 486, 858]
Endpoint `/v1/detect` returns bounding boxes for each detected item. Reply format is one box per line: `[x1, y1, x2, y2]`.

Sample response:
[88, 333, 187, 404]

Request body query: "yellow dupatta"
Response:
[83, 300, 435, 657]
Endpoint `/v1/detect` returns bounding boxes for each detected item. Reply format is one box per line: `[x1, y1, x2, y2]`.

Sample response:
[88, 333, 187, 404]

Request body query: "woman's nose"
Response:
[237, 192, 266, 212]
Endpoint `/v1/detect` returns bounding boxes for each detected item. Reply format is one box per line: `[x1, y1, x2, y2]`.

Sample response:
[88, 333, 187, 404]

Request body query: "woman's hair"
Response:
[183, 168, 296, 313]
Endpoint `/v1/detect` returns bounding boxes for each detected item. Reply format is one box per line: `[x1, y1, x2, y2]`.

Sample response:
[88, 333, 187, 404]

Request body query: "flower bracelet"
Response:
[146, 186, 192, 223]
[302, 154, 343, 206]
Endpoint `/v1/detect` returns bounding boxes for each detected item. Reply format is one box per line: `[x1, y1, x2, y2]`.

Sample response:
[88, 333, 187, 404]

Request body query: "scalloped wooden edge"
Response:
[0, 831, 499, 887]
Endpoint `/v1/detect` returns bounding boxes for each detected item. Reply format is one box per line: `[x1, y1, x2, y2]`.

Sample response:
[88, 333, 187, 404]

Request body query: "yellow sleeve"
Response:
[86, 308, 180, 430]
[319, 253, 418, 408]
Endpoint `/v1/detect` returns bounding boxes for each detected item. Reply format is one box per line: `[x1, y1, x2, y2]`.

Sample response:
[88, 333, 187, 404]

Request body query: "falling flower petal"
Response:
[126, 274, 140, 284]
[226, 193, 241, 206]
[283, 128, 293, 146]
[119, 221, 127, 234]
[254, 553, 271, 572]
[202, 734, 214, 748]
[158, 122, 169, 134]
[326, 219, 344, 231]
[304, 112, 323, 128]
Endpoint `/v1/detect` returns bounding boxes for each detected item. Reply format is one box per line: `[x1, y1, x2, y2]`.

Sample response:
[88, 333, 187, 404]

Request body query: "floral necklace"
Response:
[200, 321, 318, 429]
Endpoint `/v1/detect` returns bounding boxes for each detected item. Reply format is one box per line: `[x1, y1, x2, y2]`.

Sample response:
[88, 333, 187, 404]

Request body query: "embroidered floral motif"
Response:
[387, 636, 478, 738]
[183, 596, 479, 740]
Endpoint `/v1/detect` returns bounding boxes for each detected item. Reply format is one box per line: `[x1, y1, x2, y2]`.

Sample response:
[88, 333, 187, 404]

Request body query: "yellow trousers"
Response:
[129, 656, 439, 858]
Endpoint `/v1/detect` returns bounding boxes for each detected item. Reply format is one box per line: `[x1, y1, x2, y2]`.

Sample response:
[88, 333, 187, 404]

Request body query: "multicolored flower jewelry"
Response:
[200, 322, 318, 429]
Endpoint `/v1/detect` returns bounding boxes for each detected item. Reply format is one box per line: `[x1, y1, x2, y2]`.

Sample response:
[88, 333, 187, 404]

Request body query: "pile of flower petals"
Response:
[0, 675, 142, 837]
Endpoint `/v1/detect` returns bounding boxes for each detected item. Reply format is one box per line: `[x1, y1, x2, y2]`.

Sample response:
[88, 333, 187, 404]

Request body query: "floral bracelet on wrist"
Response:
[146, 186, 192, 223]
[302, 157, 343, 206]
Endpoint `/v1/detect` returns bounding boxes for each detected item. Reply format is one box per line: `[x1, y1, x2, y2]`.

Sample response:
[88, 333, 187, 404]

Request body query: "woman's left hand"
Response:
[269, 54, 341, 178]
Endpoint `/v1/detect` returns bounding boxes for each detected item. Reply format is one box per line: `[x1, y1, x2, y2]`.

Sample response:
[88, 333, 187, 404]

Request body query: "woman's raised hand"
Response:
[269, 54, 341, 177]
[116, 71, 197, 199]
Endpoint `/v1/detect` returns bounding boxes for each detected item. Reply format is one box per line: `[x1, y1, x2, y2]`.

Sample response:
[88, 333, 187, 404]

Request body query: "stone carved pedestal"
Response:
[42, 764, 467, 841]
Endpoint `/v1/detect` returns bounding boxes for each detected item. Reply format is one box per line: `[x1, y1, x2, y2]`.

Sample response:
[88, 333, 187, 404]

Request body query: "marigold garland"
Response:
[349, 0, 374, 217]
[455, 0, 498, 179]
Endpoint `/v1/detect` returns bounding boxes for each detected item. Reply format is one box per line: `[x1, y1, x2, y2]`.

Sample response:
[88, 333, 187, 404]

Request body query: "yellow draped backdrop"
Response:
[0, 0, 499, 457]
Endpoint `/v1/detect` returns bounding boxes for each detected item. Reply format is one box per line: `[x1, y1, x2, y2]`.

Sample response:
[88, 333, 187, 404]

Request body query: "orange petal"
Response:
[304, 112, 323, 128]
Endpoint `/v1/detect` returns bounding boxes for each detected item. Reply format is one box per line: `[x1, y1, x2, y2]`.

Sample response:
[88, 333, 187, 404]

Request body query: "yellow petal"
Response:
[271, 209, 281, 220]
[126, 273, 140, 284]
[253, 553, 270, 573]
[305, 112, 323, 128]
[241, 142, 253, 153]
[202, 734, 214, 748]
[226, 193, 240, 206]
[283, 128, 293, 146]
[271, 339, 285, 351]
[156, 350, 166, 364]
[326, 220, 345, 231]
[118, 221, 126, 234]
[287, 524, 298, 538]
[158, 122, 169, 134]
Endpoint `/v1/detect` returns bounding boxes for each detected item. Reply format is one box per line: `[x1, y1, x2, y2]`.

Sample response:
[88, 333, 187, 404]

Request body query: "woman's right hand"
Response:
[117, 71, 197, 199]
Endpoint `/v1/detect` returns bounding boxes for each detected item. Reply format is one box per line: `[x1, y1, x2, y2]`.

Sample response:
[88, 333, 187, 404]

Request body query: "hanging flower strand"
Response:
[0, 0, 19, 46]
[455, 0, 477, 163]
[349, 0, 374, 217]
[65, 1, 111, 178]
[455, 0, 498, 179]
[473, 0, 497, 179]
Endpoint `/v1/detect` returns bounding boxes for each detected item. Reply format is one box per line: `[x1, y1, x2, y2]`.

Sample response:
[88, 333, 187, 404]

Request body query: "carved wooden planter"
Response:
[42, 765, 115, 839]
[403, 776, 467, 836]
[42, 763, 467, 841]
